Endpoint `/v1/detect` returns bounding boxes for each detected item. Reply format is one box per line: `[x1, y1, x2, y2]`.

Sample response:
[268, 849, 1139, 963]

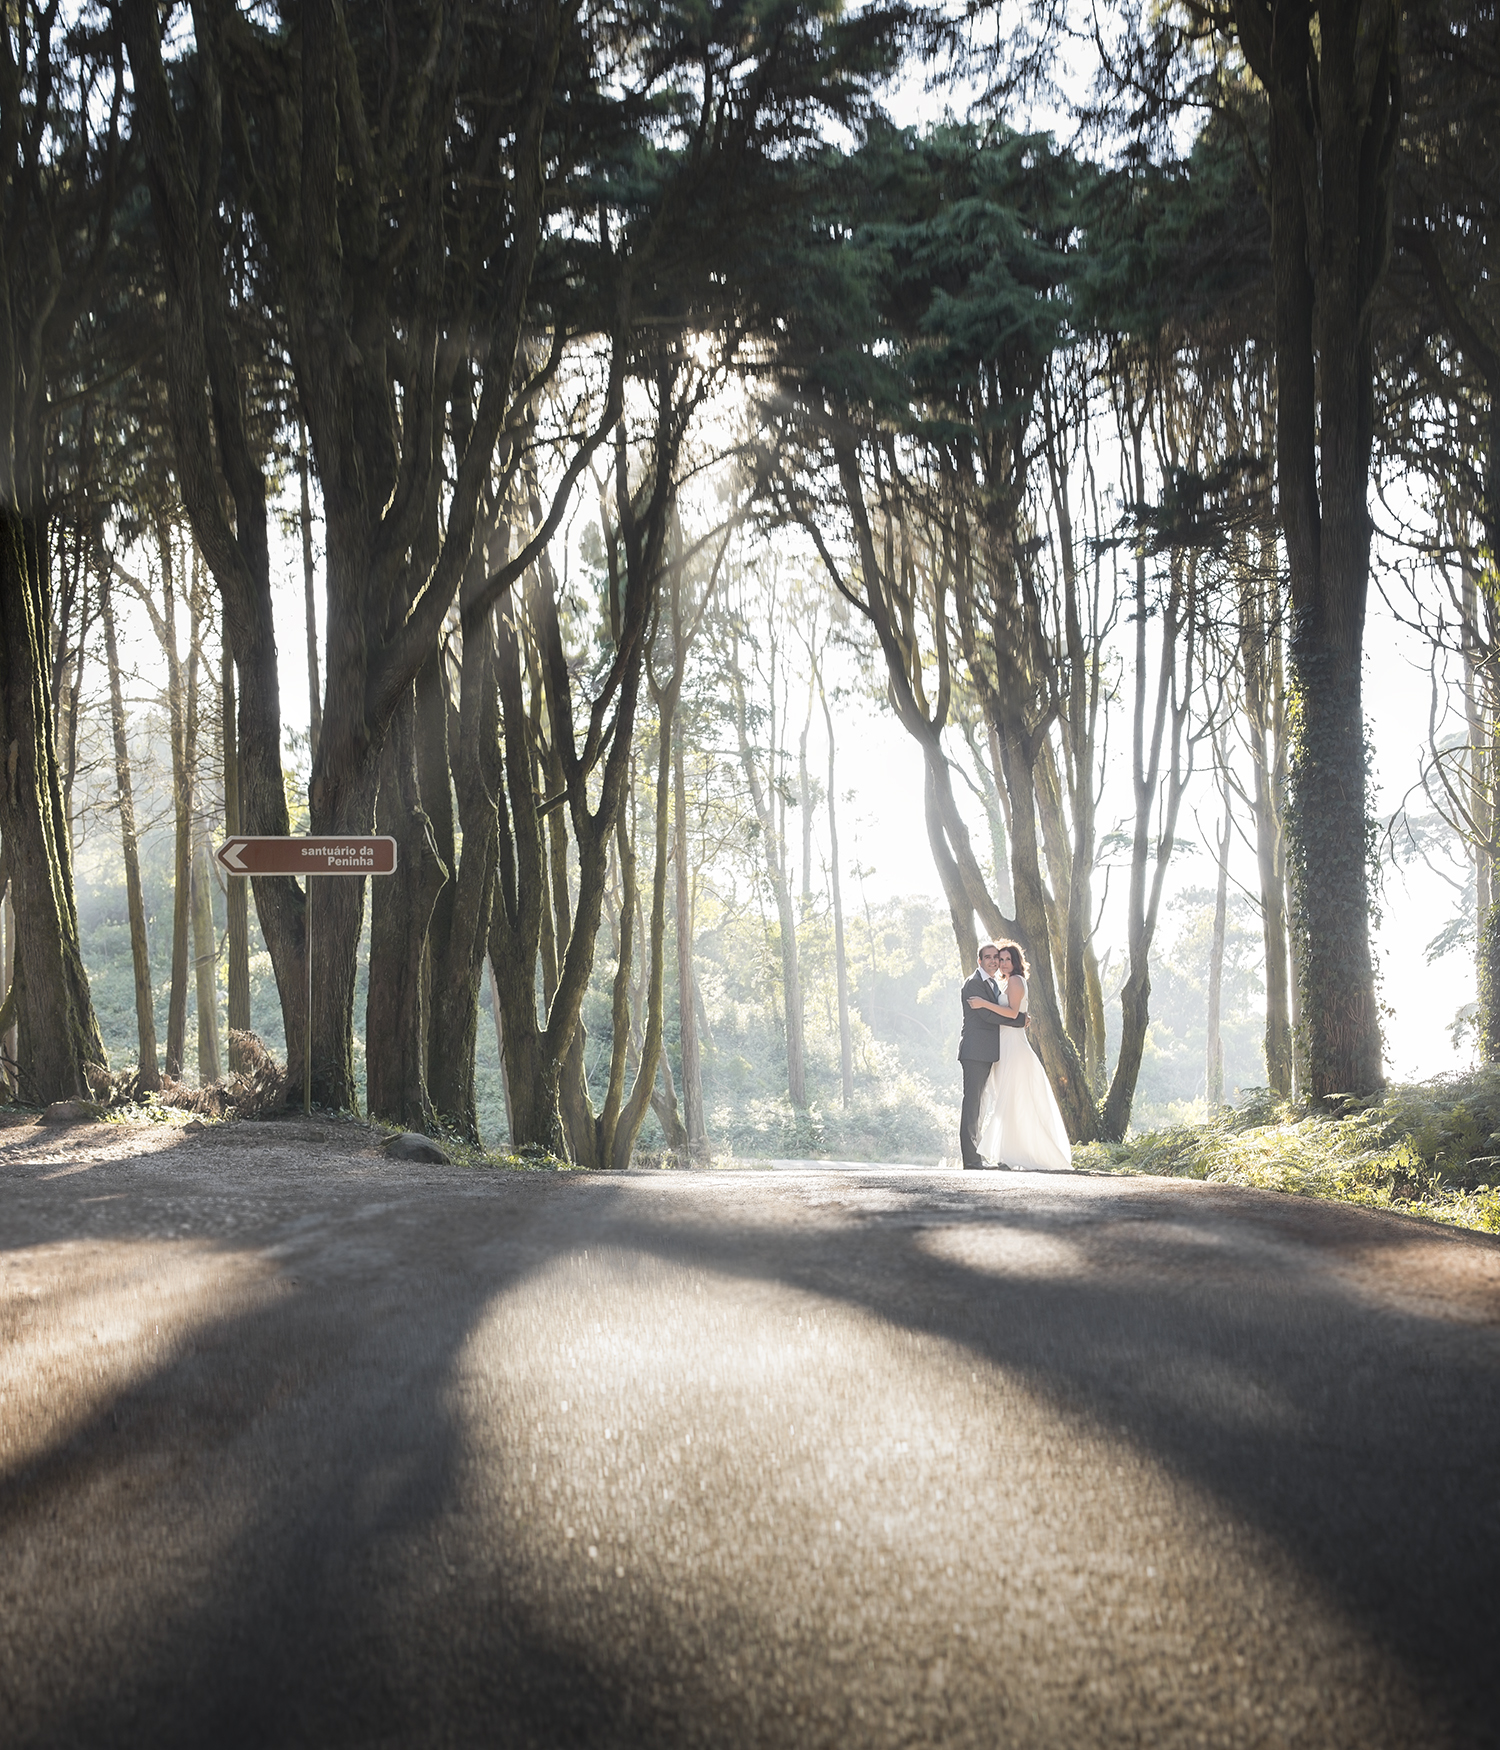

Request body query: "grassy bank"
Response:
[1076, 1071, 1500, 1236]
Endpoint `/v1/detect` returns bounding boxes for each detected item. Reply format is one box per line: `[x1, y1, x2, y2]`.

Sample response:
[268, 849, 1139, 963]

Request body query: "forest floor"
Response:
[2, 1111, 1497, 1748]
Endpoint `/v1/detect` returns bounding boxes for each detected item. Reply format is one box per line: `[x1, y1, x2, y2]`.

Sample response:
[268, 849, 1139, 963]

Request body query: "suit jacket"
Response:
[957, 970, 1026, 1061]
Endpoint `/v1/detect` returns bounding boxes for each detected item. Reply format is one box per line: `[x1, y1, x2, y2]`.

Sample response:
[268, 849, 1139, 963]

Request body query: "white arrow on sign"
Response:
[219, 839, 249, 872]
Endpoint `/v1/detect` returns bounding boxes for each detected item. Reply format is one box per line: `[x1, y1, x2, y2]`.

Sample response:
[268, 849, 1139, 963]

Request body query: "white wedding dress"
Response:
[976, 977, 1073, 1172]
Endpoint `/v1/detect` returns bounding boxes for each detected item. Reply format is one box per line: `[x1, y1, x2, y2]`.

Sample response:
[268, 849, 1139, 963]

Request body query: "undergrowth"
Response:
[1076, 1069, 1500, 1236]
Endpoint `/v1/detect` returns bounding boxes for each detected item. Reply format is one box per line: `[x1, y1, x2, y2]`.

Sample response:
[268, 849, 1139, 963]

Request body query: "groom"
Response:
[958, 943, 1028, 1170]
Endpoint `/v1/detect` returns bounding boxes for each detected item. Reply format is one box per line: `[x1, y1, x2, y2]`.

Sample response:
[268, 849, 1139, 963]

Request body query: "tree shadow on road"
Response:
[594, 1173, 1500, 1743]
[1, 1148, 1496, 1747]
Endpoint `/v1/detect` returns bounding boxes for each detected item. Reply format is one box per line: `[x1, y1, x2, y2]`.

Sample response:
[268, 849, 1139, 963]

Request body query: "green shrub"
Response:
[1076, 1070, 1500, 1235]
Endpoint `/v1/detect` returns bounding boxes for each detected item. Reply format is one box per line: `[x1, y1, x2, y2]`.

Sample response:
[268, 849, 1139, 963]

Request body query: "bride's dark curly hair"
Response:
[993, 939, 1028, 978]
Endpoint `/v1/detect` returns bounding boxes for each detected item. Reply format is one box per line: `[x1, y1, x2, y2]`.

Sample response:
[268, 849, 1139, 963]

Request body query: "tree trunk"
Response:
[821, 681, 854, 1109]
[1033, 745, 1081, 1033]
[1242, 529, 1293, 1099]
[818, 439, 1096, 1139]
[1287, 641, 1382, 1100]
[191, 834, 221, 1084]
[1042, 359, 1108, 1093]
[1232, 0, 1396, 1103]
[1251, 753, 1293, 1098]
[366, 686, 447, 1130]
[1206, 764, 1231, 1106]
[497, 1022, 566, 1159]
[487, 571, 640, 1159]
[976, 719, 1017, 916]
[484, 956, 514, 1143]
[1, 883, 15, 1096]
[1462, 553, 1496, 1051]
[1099, 416, 1196, 1143]
[222, 642, 251, 1071]
[772, 878, 807, 1108]
[0, 508, 106, 1104]
[1481, 900, 1500, 1063]
[50, 524, 89, 863]
[238, 606, 305, 1102]
[101, 573, 160, 1092]
[991, 717, 1095, 1139]
[1287, 869, 1310, 1098]
[798, 681, 815, 909]
[306, 512, 386, 1111]
[427, 565, 503, 1142]
[731, 647, 806, 1107]
[299, 416, 323, 757]
[606, 683, 678, 1171]
[673, 734, 708, 1152]
[159, 527, 192, 1079]
[592, 807, 638, 1167]
[120, 0, 307, 1100]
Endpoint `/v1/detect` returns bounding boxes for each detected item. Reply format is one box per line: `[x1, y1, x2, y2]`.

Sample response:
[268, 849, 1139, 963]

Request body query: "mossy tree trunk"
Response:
[0, 509, 107, 1105]
[0, 2, 119, 1106]
[1230, 0, 1399, 1103]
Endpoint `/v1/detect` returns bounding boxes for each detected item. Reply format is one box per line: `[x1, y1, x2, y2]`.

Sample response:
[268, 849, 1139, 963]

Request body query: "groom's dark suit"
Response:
[957, 968, 1027, 1169]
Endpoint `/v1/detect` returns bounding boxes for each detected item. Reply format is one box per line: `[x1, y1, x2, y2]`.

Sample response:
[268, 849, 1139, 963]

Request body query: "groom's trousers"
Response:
[959, 1057, 995, 1168]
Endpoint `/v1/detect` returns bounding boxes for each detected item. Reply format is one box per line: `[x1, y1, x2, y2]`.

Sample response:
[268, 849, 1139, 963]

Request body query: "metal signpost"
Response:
[215, 836, 399, 1114]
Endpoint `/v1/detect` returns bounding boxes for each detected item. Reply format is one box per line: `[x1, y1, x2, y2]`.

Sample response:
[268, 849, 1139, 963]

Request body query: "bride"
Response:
[966, 942, 1073, 1172]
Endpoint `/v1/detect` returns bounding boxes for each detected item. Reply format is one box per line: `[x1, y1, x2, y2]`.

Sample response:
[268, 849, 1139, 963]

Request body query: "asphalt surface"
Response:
[1, 1116, 1497, 1749]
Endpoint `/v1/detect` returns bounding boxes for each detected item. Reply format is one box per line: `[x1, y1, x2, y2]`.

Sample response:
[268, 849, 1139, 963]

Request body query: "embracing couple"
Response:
[957, 941, 1072, 1174]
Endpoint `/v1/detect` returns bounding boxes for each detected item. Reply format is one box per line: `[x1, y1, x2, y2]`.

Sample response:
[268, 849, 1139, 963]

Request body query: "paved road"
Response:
[2, 1118, 1497, 1749]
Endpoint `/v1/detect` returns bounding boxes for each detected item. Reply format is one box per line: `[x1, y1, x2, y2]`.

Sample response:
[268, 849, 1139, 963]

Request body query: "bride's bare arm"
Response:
[967, 994, 1021, 1018]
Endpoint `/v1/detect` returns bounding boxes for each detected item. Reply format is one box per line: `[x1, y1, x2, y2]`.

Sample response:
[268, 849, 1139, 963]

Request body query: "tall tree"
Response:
[726, 569, 809, 1109]
[816, 665, 856, 1108]
[113, 528, 203, 1078]
[0, 0, 114, 1102]
[672, 718, 712, 1154]
[1223, 0, 1400, 1100]
[221, 638, 251, 1070]
[99, 570, 160, 1092]
[120, 0, 305, 1093]
[1205, 739, 1234, 1103]
[487, 393, 676, 1156]
[765, 122, 1101, 1137]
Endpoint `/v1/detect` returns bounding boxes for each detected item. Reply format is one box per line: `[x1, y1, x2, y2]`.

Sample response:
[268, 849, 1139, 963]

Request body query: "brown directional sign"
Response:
[215, 836, 398, 877]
